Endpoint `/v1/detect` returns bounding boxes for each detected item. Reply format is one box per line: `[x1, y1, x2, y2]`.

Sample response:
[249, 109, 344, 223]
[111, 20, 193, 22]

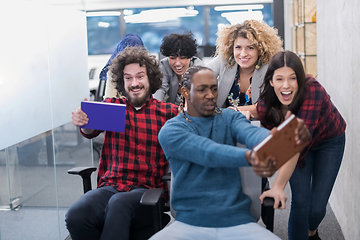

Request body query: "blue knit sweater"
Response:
[158, 108, 269, 227]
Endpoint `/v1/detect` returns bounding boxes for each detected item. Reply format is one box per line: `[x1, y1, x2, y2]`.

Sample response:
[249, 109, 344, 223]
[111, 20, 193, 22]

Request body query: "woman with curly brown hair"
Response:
[207, 20, 283, 108]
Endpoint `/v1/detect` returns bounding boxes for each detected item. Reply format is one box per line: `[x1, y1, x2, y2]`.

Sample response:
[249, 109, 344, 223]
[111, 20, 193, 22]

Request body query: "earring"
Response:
[255, 60, 261, 69]
[228, 57, 235, 67]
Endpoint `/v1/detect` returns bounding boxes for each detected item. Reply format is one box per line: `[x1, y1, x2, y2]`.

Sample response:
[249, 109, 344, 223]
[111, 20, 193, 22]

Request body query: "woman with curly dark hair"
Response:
[153, 32, 204, 105]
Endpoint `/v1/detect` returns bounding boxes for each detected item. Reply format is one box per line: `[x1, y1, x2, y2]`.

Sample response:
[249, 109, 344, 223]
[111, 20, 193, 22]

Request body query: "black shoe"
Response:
[308, 230, 321, 240]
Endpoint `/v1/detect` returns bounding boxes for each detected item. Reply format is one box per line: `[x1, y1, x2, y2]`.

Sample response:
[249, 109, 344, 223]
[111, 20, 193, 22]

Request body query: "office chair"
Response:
[164, 169, 275, 232]
[240, 167, 275, 232]
[89, 78, 107, 158]
[95, 79, 106, 102]
[238, 120, 275, 232]
[67, 166, 170, 240]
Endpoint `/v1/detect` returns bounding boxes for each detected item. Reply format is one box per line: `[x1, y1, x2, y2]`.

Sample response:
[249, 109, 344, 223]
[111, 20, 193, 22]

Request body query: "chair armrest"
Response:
[140, 188, 164, 206]
[68, 166, 97, 193]
[162, 172, 171, 181]
[263, 197, 275, 207]
[261, 178, 277, 232]
[68, 166, 97, 176]
[261, 179, 279, 208]
[140, 188, 166, 232]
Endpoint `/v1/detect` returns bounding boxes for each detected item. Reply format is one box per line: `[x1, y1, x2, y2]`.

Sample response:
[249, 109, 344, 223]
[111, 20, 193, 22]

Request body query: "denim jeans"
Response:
[288, 133, 345, 240]
[65, 186, 159, 240]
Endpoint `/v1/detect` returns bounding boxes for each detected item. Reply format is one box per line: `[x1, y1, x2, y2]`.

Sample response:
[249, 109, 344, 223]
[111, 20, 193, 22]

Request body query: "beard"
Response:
[123, 86, 151, 108]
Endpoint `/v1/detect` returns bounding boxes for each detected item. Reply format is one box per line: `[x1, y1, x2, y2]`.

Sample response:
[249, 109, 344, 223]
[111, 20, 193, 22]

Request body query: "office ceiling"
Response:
[44, 0, 272, 11]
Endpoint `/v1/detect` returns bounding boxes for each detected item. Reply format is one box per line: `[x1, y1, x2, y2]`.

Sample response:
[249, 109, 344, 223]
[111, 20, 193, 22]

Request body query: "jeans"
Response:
[288, 133, 345, 240]
[149, 221, 280, 240]
[65, 186, 160, 240]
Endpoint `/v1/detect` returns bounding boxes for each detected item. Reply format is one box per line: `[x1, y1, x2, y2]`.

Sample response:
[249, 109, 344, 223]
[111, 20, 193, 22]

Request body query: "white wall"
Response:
[0, 1, 89, 150]
[283, 0, 360, 239]
[317, 0, 360, 239]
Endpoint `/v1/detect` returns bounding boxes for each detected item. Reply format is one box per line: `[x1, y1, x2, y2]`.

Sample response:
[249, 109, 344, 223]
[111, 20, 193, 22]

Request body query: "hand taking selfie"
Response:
[247, 150, 276, 178]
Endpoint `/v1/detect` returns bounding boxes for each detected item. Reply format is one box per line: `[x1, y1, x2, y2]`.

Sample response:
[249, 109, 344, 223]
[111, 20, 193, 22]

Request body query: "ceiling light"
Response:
[221, 11, 263, 25]
[215, 4, 264, 11]
[123, 9, 133, 15]
[97, 22, 110, 28]
[87, 11, 121, 17]
[124, 8, 198, 24]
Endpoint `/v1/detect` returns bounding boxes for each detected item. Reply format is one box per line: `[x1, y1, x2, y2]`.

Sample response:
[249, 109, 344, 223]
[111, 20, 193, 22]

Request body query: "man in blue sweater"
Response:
[150, 66, 309, 240]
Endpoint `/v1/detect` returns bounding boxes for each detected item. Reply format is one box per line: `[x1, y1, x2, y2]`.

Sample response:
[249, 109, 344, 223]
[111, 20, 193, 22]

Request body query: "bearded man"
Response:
[66, 47, 178, 240]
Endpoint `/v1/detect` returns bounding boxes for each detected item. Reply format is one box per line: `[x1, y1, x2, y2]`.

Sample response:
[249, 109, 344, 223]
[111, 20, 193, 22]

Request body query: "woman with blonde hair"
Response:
[207, 20, 283, 108]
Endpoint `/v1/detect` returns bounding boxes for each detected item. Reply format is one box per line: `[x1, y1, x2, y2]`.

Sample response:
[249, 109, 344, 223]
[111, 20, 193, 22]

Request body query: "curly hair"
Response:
[109, 46, 162, 95]
[160, 32, 198, 58]
[215, 20, 283, 68]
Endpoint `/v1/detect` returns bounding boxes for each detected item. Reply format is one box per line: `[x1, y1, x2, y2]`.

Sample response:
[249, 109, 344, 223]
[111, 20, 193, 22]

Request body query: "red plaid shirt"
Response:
[257, 78, 346, 166]
[81, 96, 178, 193]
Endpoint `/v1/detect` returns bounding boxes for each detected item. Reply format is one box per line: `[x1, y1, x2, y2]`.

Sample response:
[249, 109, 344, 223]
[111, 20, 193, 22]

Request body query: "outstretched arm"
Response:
[159, 120, 253, 168]
[258, 112, 309, 209]
[246, 149, 277, 178]
[230, 103, 259, 119]
[72, 98, 95, 136]
[259, 153, 299, 209]
[72, 107, 94, 135]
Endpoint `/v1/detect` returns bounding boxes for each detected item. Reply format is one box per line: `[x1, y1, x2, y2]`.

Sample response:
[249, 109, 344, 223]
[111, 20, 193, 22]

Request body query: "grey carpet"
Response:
[258, 174, 345, 240]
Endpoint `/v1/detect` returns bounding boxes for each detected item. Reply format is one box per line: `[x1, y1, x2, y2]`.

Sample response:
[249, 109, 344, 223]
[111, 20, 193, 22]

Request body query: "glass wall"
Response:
[0, 2, 275, 240]
[0, 1, 93, 240]
[87, 3, 274, 57]
[87, 15, 122, 55]
[0, 126, 95, 240]
[125, 6, 205, 53]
